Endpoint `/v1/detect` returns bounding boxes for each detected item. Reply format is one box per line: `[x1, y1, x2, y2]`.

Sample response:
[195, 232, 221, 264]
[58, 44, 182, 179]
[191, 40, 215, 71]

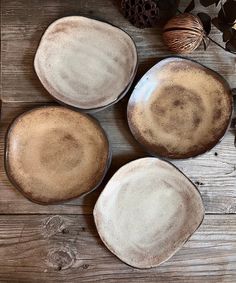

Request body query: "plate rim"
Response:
[34, 15, 139, 113]
[93, 156, 205, 269]
[127, 56, 234, 160]
[4, 105, 112, 205]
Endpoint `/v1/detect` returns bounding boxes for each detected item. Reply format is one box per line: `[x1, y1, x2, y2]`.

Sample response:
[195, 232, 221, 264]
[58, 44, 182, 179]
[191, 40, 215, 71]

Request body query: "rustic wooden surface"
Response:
[1, 0, 236, 282]
[0, 214, 235, 282]
[2, 0, 236, 103]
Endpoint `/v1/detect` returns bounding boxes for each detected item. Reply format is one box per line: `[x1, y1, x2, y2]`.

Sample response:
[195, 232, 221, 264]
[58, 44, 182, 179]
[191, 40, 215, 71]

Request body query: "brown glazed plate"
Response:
[94, 157, 204, 268]
[34, 16, 138, 112]
[5, 106, 111, 204]
[127, 57, 233, 159]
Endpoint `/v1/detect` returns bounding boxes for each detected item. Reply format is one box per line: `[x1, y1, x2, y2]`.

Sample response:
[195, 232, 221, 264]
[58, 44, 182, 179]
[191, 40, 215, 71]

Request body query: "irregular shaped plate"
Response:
[127, 57, 233, 159]
[5, 106, 111, 204]
[94, 157, 204, 268]
[34, 16, 138, 112]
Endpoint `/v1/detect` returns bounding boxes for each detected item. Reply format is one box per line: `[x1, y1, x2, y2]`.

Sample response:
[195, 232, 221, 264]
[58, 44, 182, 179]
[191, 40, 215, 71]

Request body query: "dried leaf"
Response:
[157, 0, 179, 23]
[198, 12, 211, 35]
[212, 17, 222, 30]
[200, 0, 220, 7]
[184, 0, 195, 13]
[226, 41, 236, 53]
[212, 17, 227, 32]
[223, 28, 233, 42]
[226, 30, 236, 53]
[157, 0, 178, 10]
[218, 0, 236, 25]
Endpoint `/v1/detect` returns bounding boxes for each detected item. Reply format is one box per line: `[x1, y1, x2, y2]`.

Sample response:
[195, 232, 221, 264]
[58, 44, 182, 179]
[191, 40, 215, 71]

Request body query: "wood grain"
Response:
[0, 102, 236, 214]
[1, 0, 236, 103]
[1, 1, 236, 282]
[0, 214, 235, 282]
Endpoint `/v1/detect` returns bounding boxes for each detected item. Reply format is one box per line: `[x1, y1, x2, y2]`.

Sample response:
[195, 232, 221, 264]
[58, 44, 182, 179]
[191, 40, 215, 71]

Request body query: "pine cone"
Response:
[121, 0, 160, 28]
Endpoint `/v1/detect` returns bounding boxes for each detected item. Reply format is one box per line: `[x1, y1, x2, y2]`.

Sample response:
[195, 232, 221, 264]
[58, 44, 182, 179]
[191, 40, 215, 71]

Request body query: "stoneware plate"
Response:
[127, 57, 233, 159]
[5, 106, 111, 204]
[34, 16, 138, 112]
[94, 157, 204, 268]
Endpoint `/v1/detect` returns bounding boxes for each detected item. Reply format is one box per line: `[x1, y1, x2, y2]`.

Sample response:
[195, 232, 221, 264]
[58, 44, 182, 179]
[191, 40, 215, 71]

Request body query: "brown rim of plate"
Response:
[34, 16, 138, 113]
[94, 157, 205, 268]
[4, 105, 112, 205]
[127, 56, 233, 160]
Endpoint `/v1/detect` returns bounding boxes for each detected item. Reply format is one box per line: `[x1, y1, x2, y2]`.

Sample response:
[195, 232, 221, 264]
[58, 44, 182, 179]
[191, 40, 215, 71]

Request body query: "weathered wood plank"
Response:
[0, 102, 236, 214]
[1, 0, 236, 103]
[1, 1, 236, 281]
[0, 214, 235, 282]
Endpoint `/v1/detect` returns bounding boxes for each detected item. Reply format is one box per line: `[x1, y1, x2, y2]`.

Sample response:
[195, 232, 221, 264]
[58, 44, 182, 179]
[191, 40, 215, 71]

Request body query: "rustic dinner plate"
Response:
[94, 157, 204, 268]
[127, 57, 233, 159]
[34, 16, 138, 112]
[5, 106, 111, 204]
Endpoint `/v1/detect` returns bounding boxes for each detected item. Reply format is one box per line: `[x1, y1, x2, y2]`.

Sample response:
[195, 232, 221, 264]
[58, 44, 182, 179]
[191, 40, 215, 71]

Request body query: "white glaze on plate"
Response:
[94, 157, 204, 268]
[34, 16, 137, 110]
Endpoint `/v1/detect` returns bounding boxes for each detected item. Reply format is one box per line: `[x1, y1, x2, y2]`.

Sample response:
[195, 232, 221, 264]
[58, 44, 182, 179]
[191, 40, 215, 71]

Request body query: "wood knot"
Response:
[62, 228, 69, 234]
[42, 216, 65, 237]
[82, 264, 89, 269]
[46, 246, 75, 271]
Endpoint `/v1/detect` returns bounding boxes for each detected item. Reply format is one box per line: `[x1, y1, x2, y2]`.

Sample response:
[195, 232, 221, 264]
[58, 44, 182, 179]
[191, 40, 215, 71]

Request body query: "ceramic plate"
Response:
[34, 16, 138, 112]
[94, 157, 204, 268]
[5, 106, 111, 204]
[127, 57, 233, 159]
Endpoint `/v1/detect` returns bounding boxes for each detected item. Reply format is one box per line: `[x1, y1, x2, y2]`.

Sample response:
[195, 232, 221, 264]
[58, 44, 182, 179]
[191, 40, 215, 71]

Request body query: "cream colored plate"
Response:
[5, 106, 110, 204]
[94, 157, 204, 268]
[34, 16, 137, 111]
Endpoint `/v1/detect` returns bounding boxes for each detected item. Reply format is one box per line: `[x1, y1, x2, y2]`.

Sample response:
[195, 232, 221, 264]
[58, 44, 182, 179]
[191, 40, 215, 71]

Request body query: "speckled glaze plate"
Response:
[34, 16, 138, 112]
[127, 57, 233, 159]
[5, 106, 111, 204]
[94, 157, 204, 268]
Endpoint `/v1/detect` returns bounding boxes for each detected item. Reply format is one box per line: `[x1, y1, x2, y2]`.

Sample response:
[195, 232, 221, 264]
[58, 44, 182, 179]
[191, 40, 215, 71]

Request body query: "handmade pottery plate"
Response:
[127, 57, 233, 159]
[5, 106, 111, 204]
[94, 157, 204, 268]
[34, 16, 138, 112]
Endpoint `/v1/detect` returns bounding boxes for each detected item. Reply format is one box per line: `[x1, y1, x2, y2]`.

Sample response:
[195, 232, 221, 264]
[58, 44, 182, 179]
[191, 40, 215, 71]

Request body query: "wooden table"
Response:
[1, 1, 236, 282]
